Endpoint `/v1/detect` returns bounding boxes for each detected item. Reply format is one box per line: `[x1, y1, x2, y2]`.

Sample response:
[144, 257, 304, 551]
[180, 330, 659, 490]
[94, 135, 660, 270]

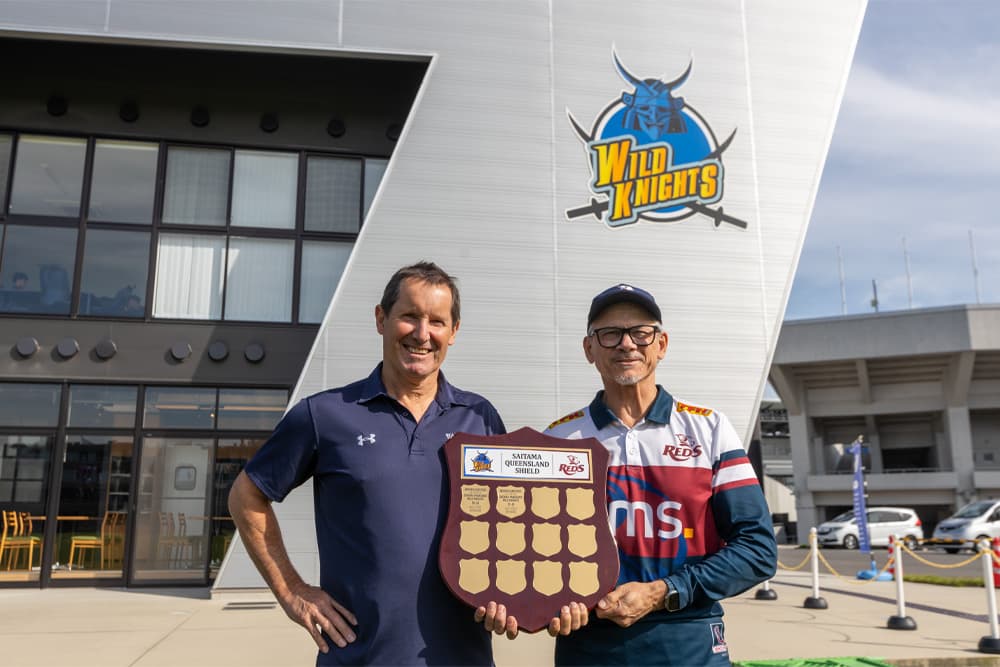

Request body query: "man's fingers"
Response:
[474, 606, 487, 623]
[491, 603, 509, 635]
[317, 601, 358, 648]
[504, 615, 519, 640]
[306, 619, 331, 653]
[569, 601, 587, 631]
[330, 598, 358, 626]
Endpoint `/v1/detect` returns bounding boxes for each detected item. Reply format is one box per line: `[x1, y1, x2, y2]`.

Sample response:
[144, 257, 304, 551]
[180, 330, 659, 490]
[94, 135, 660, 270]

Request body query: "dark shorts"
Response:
[555, 616, 731, 667]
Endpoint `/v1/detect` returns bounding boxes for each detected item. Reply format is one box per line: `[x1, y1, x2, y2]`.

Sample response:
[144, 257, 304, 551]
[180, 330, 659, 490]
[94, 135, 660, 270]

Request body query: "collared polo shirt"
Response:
[245, 364, 506, 666]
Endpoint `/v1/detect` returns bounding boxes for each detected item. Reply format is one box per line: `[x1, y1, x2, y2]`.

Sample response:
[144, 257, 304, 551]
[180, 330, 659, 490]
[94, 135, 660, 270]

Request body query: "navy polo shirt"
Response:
[244, 364, 506, 666]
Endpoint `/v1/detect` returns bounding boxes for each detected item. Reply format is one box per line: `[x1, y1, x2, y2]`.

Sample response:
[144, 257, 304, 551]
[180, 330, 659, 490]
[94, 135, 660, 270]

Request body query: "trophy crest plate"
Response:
[439, 427, 619, 633]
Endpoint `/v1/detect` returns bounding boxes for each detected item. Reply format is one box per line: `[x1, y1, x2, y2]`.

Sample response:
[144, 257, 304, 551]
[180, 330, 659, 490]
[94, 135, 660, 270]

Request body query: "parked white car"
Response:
[816, 507, 923, 550]
[930, 499, 1000, 553]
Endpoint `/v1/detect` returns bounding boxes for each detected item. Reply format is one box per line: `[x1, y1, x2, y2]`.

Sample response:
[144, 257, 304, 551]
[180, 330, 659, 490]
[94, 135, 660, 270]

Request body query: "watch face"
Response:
[666, 588, 680, 612]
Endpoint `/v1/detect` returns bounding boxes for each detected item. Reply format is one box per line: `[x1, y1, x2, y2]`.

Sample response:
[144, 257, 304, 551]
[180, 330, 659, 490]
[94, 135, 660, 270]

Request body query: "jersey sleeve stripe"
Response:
[712, 461, 758, 489]
[714, 477, 760, 493]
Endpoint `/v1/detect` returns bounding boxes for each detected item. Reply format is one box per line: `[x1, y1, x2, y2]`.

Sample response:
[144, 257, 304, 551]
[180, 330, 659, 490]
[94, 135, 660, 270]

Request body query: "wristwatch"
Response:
[662, 577, 681, 612]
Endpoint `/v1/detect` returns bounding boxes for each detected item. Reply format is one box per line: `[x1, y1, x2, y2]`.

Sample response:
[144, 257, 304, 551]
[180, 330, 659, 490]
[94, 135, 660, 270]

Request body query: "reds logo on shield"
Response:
[662, 434, 702, 461]
[559, 454, 586, 475]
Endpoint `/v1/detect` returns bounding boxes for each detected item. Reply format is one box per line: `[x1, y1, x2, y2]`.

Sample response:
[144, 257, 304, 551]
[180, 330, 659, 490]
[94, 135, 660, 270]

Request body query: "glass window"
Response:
[210, 437, 265, 579]
[143, 387, 217, 429]
[224, 237, 293, 322]
[8, 135, 87, 218]
[88, 140, 158, 224]
[364, 158, 388, 219]
[79, 229, 150, 317]
[0, 435, 54, 505]
[0, 134, 12, 212]
[304, 156, 361, 233]
[132, 437, 212, 582]
[217, 389, 288, 431]
[52, 434, 132, 579]
[0, 224, 77, 315]
[231, 150, 297, 229]
[67, 385, 138, 428]
[162, 147, 229, 226]
[152, 233, 225, 319]
[0, 383, 62, 427]
[299, 240, 352, 323]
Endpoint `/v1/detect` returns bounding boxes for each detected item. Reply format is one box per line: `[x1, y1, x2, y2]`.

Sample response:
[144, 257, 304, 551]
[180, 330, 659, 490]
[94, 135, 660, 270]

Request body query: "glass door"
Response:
[50, 435, 132, 581]
[209, 437, 264, 580]
[131, 437, 213, 583]
[0, 435, 54, 583]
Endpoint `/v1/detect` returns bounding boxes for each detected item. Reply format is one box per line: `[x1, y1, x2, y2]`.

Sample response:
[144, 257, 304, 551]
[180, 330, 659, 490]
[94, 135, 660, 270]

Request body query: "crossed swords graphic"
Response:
[565, 115, 748, 229]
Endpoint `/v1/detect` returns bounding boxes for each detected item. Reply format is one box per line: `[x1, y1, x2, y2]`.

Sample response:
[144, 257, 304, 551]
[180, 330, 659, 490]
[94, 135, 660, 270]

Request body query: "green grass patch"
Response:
[903, 573, 984, 587]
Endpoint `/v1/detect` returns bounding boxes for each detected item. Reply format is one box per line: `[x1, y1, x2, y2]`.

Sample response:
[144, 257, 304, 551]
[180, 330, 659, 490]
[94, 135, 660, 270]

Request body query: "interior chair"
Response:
[18, 512, 42, 569]
[157, 511, 181, 567]
[1, 510, 38, 571]
[172, 513, 203, 568]
[68, 512, 117, 571]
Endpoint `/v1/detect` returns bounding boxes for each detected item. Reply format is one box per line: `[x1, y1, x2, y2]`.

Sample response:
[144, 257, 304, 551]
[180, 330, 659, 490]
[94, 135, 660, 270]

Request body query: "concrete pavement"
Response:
[2, 562, 1000, 666]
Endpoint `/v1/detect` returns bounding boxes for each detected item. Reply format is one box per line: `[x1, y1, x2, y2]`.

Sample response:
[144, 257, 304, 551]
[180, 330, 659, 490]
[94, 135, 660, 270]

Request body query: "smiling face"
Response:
[376, 277, 459, 387]
[584, 302, 667, 389]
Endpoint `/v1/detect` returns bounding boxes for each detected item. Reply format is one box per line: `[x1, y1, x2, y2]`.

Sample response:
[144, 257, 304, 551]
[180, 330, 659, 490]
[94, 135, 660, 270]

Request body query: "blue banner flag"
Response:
[849, 437, 871, 554]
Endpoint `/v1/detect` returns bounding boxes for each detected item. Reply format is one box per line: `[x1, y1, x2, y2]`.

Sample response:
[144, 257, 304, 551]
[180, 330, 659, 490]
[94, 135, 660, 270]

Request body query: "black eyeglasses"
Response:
[588, 325, 659, 348]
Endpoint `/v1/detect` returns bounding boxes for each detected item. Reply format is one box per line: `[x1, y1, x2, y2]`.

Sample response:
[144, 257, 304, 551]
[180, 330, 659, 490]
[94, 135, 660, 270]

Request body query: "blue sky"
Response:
[785, 0, 1000, 320]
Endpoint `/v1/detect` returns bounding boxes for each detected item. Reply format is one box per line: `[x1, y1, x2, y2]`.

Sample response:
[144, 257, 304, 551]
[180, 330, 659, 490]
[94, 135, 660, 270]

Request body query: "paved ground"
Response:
[3, 562, 1000, 666]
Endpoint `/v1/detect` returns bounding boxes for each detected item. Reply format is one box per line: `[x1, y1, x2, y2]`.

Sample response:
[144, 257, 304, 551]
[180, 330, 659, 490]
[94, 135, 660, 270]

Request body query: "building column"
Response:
[864, 414, 883, 473]
[946, 406, 975, 506]
[788, 412, 816, 544]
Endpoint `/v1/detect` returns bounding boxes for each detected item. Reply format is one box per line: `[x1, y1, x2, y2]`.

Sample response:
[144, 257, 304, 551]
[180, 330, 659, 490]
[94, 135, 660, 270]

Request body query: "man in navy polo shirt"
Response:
[229, 262, 506, 666]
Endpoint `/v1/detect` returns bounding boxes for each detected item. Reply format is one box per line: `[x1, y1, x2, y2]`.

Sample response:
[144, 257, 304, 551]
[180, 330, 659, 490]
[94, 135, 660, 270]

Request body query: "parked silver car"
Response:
[930, 499, 1000, 553]
[816, 507, 923, 549]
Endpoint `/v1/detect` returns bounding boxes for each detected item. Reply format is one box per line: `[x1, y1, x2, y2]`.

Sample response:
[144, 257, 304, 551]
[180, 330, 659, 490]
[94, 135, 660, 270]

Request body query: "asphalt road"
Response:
[806, 543, 989, 579]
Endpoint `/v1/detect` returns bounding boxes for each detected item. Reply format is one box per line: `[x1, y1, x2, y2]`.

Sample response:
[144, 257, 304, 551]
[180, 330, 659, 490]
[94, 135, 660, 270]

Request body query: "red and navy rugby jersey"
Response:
[545, 387, 776, 621]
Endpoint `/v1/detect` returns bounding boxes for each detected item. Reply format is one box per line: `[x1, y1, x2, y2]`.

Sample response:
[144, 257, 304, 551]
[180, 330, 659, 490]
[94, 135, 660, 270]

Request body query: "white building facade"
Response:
[0, 1, 866, 590]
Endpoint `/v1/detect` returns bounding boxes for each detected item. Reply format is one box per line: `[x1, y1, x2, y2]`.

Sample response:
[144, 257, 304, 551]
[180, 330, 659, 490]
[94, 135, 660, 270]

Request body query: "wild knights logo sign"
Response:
[566, 50, 747, 230]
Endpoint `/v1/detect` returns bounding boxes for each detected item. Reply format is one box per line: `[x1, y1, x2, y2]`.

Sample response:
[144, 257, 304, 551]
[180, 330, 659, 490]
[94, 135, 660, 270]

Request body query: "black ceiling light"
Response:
[95, 338, 118, 360]
[244, 343, 266, 364]
[260, 112, 279, 133]
[47, 95, 68, 117]
[208, 341, 229, 362]
[15, 337, 40, 358]
[327, 118, 346, 138]
[386, 123, 402, 141]
[190, 105, 210, 128]
[119, 100, 140, 123]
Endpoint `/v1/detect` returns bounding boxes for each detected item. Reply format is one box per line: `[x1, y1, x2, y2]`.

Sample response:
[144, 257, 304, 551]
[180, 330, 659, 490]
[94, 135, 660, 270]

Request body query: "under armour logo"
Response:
[357, 433, 376, 447]
[445, 432, 455, 440]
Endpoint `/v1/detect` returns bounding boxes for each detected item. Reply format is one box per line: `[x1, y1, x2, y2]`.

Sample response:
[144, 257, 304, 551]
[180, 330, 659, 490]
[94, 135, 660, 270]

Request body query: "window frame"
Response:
[0, 129, 384, 325]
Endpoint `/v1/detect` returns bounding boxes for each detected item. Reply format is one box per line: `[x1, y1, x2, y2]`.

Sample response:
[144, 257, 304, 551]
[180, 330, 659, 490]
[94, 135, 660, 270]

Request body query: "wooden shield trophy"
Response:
[439, 427, 619, 633]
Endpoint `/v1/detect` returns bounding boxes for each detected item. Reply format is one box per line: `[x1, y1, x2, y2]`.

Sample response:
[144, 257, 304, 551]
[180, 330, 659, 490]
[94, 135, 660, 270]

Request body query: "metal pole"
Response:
[754, 578, 778, 600]
[837, 246, 847, 315]
[902, 237, 913, 309]
[887, 534, 916, 629]
[970, 230, 982, 305]
[804, 527, 827, 609]
[871, 279, 879, 312]
[980, 540, 1000, 652]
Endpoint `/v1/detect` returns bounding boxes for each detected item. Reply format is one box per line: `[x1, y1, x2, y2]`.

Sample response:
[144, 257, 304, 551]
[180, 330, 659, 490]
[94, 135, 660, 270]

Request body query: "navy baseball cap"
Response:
[587, 283, 662, 326]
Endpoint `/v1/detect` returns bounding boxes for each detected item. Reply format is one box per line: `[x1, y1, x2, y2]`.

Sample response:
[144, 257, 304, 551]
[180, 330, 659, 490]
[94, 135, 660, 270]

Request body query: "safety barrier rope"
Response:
[775, 549, 812, 572]
[898, 542, 982, 569]
[813, 545, 895, 585]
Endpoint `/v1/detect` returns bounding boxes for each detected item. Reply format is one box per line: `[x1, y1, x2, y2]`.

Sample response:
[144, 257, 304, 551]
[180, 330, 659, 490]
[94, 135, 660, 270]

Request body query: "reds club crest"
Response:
[566, 49, 747, 230]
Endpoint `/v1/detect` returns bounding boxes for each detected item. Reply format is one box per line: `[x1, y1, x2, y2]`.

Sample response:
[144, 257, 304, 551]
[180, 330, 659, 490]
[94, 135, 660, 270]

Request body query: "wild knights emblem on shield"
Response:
[439, 427, 619, 633]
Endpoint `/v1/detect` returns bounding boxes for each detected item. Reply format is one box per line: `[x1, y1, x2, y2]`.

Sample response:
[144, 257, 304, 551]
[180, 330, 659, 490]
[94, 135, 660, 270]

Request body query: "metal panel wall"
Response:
[0, 0, 865, 590]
